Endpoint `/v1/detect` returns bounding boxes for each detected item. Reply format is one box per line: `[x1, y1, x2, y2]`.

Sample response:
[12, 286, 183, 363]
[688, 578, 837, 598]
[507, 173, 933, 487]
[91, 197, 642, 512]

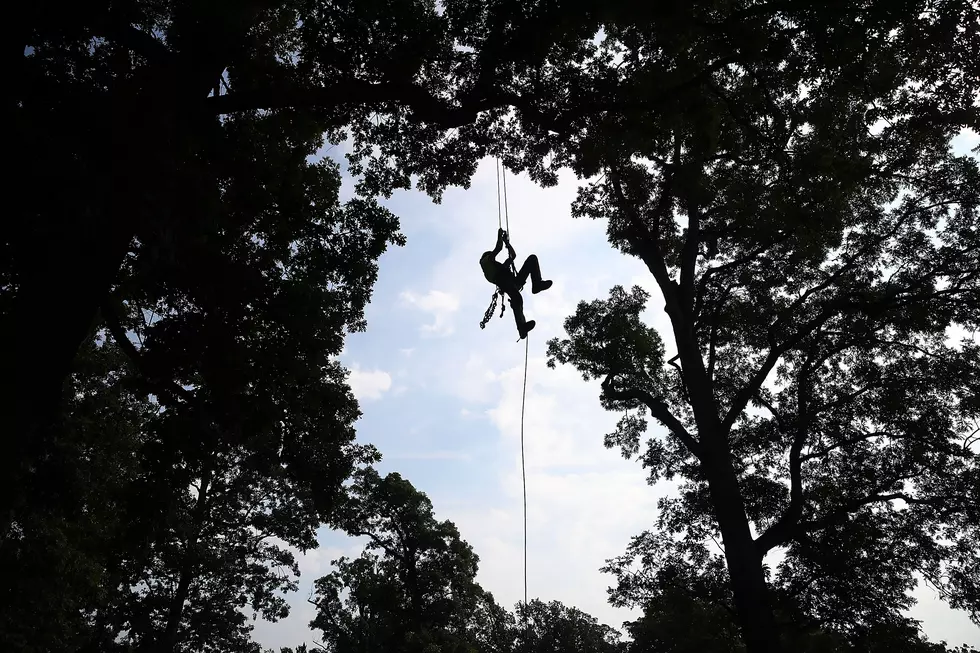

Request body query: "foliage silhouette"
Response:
[532, 2, 980, 651]
[3, 86, 394, 653]
[309, 469, 626, 653]
[514, 599, 627, 653]
[6, 2, 980, 652]
[310, 468, 490, 653]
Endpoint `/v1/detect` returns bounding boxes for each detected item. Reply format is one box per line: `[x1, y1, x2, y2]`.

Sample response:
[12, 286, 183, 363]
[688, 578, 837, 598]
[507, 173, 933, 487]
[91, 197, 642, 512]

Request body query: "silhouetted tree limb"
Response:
[601, 375, 703, 460]
[101, 300, 196, 406]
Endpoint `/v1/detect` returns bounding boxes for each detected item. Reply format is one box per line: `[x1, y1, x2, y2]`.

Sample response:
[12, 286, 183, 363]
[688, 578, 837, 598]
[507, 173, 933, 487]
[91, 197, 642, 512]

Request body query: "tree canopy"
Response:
[311, 468, 486, 653]
[5, 18, 402, 644]
[537, 1, 980, 650]
[309, 469, 627, 653]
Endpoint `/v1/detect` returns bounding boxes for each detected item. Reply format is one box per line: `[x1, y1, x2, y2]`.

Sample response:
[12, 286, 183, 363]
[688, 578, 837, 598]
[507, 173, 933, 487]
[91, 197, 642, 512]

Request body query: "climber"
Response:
[479, 228, 552, 339]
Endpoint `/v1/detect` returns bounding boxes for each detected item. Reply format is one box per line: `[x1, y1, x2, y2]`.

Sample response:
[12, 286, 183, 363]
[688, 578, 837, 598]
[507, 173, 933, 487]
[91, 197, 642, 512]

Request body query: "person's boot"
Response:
[532, 279, 553, 294]
[519, 320, 536, 339]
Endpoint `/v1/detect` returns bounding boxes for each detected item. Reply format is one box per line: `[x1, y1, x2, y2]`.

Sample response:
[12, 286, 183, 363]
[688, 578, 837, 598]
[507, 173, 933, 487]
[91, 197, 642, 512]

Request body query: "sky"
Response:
[253, 131, 980, 650]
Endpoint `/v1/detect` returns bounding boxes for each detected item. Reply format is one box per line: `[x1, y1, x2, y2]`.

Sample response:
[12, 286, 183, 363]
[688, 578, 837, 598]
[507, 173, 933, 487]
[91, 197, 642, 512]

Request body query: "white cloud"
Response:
[951, 127, 978, 156]
[347, 365, 392, 402]
[400, 289, 461, 337]
[391, 384, 408, 397]
[450, 352, 500, 405]
[436, 346, 673, 631]
[387, 450, 473, 461]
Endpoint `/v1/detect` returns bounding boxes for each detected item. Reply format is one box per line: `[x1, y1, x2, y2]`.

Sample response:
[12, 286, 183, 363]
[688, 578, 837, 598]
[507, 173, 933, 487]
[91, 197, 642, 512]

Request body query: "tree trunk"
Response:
[703, 451, 782, 653]
[1, 85, 145, 532]
[2, 27, 225, 524]
[161, 562, 195, 653]
[160, 468, 212, 653]
[667, 302, 782, 653]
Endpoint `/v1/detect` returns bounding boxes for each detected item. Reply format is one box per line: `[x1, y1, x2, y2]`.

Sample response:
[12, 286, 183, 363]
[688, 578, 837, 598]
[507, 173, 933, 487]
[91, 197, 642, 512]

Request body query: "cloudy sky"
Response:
[253, 131, 980, 650]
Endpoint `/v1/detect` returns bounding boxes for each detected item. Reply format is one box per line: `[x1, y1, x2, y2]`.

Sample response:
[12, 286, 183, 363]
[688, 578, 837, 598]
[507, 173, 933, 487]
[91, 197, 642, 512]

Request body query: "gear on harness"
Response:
[479, 289, 507, 329]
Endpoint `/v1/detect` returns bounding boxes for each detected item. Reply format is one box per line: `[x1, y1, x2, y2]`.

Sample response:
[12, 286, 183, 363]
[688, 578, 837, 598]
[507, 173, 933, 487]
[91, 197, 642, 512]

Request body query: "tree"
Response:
[7, 0, 744, 439]
[604, 530, 743, 653]
[606, 531, 980, 653]
[0, 335, 154, 652]
[514, 599, 626, 653]
[309, 468, 490, 653]
[532, 2, 980, 651]
[2, 95, 398, 652]
[307, 470, 629, 653]
[7, 3, 596, 649]
[469, 592, 517, 653]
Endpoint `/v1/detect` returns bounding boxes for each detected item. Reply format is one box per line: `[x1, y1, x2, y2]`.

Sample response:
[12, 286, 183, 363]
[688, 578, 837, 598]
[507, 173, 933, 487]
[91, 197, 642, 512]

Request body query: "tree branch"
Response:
[798, 490, 975, 533]
[810, 380, 878, 417]
[762, 207, 917, 344]
[799, 430, 906, 463]
[101, 300, 196, 405]
[209, 79, 505, 127]
[694, 233, 797, 324]
[719, 349, 781, 435]
[345, 528, 400, 560]
[601, 374, 703, 460]
[720, 301, 842, 435]
[753, 392, 785, 431]
[704, 289, 732, 384]
[608, 162, 680, 306]
[755, 365, 812, 554]
[93, 12, 172, 63]
[678, 163, 702, 316]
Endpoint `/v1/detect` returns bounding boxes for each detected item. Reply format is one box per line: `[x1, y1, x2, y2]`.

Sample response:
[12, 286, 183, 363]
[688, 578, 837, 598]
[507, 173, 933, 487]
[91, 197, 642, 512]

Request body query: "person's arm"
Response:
[492, 228, 505, 256]
[504, 235, 517, 264]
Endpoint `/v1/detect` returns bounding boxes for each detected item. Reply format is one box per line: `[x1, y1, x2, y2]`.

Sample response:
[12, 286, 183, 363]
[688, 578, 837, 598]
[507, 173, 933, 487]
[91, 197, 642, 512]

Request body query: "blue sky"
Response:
[253, 132, 980, 649]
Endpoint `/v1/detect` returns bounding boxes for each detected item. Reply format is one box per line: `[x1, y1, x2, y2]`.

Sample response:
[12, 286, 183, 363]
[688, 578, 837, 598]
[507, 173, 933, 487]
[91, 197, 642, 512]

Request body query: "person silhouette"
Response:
[479, 228, 552, 339]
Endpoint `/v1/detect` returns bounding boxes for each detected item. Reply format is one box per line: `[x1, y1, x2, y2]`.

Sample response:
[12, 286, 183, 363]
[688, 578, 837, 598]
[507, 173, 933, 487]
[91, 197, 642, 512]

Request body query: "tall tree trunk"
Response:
[160, 468, 213, 653]
[2, 7, 238, 522]
[703, 450, 782, 653]
[2, 66, 170, 531]
[668, 293, 782, 653]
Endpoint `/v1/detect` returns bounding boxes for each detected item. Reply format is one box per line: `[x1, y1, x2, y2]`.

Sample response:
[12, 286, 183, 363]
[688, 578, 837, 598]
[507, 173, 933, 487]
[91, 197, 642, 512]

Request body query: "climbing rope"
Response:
[496, 158, 510, 233]
[502, 158, 511, 237]
[520, 335, 529, 635]
[504, 156, 529, 640]
[491, 157, 530, 640]
[483, 159, 518, 330]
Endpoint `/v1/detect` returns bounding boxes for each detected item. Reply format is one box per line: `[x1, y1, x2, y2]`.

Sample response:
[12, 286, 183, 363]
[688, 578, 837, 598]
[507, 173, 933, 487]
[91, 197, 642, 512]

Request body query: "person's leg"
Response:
[516, 255, 540, 287]
[503, 286, 525, 327]
[502, 285, 534, 337]
[517, 255, 552, 294]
